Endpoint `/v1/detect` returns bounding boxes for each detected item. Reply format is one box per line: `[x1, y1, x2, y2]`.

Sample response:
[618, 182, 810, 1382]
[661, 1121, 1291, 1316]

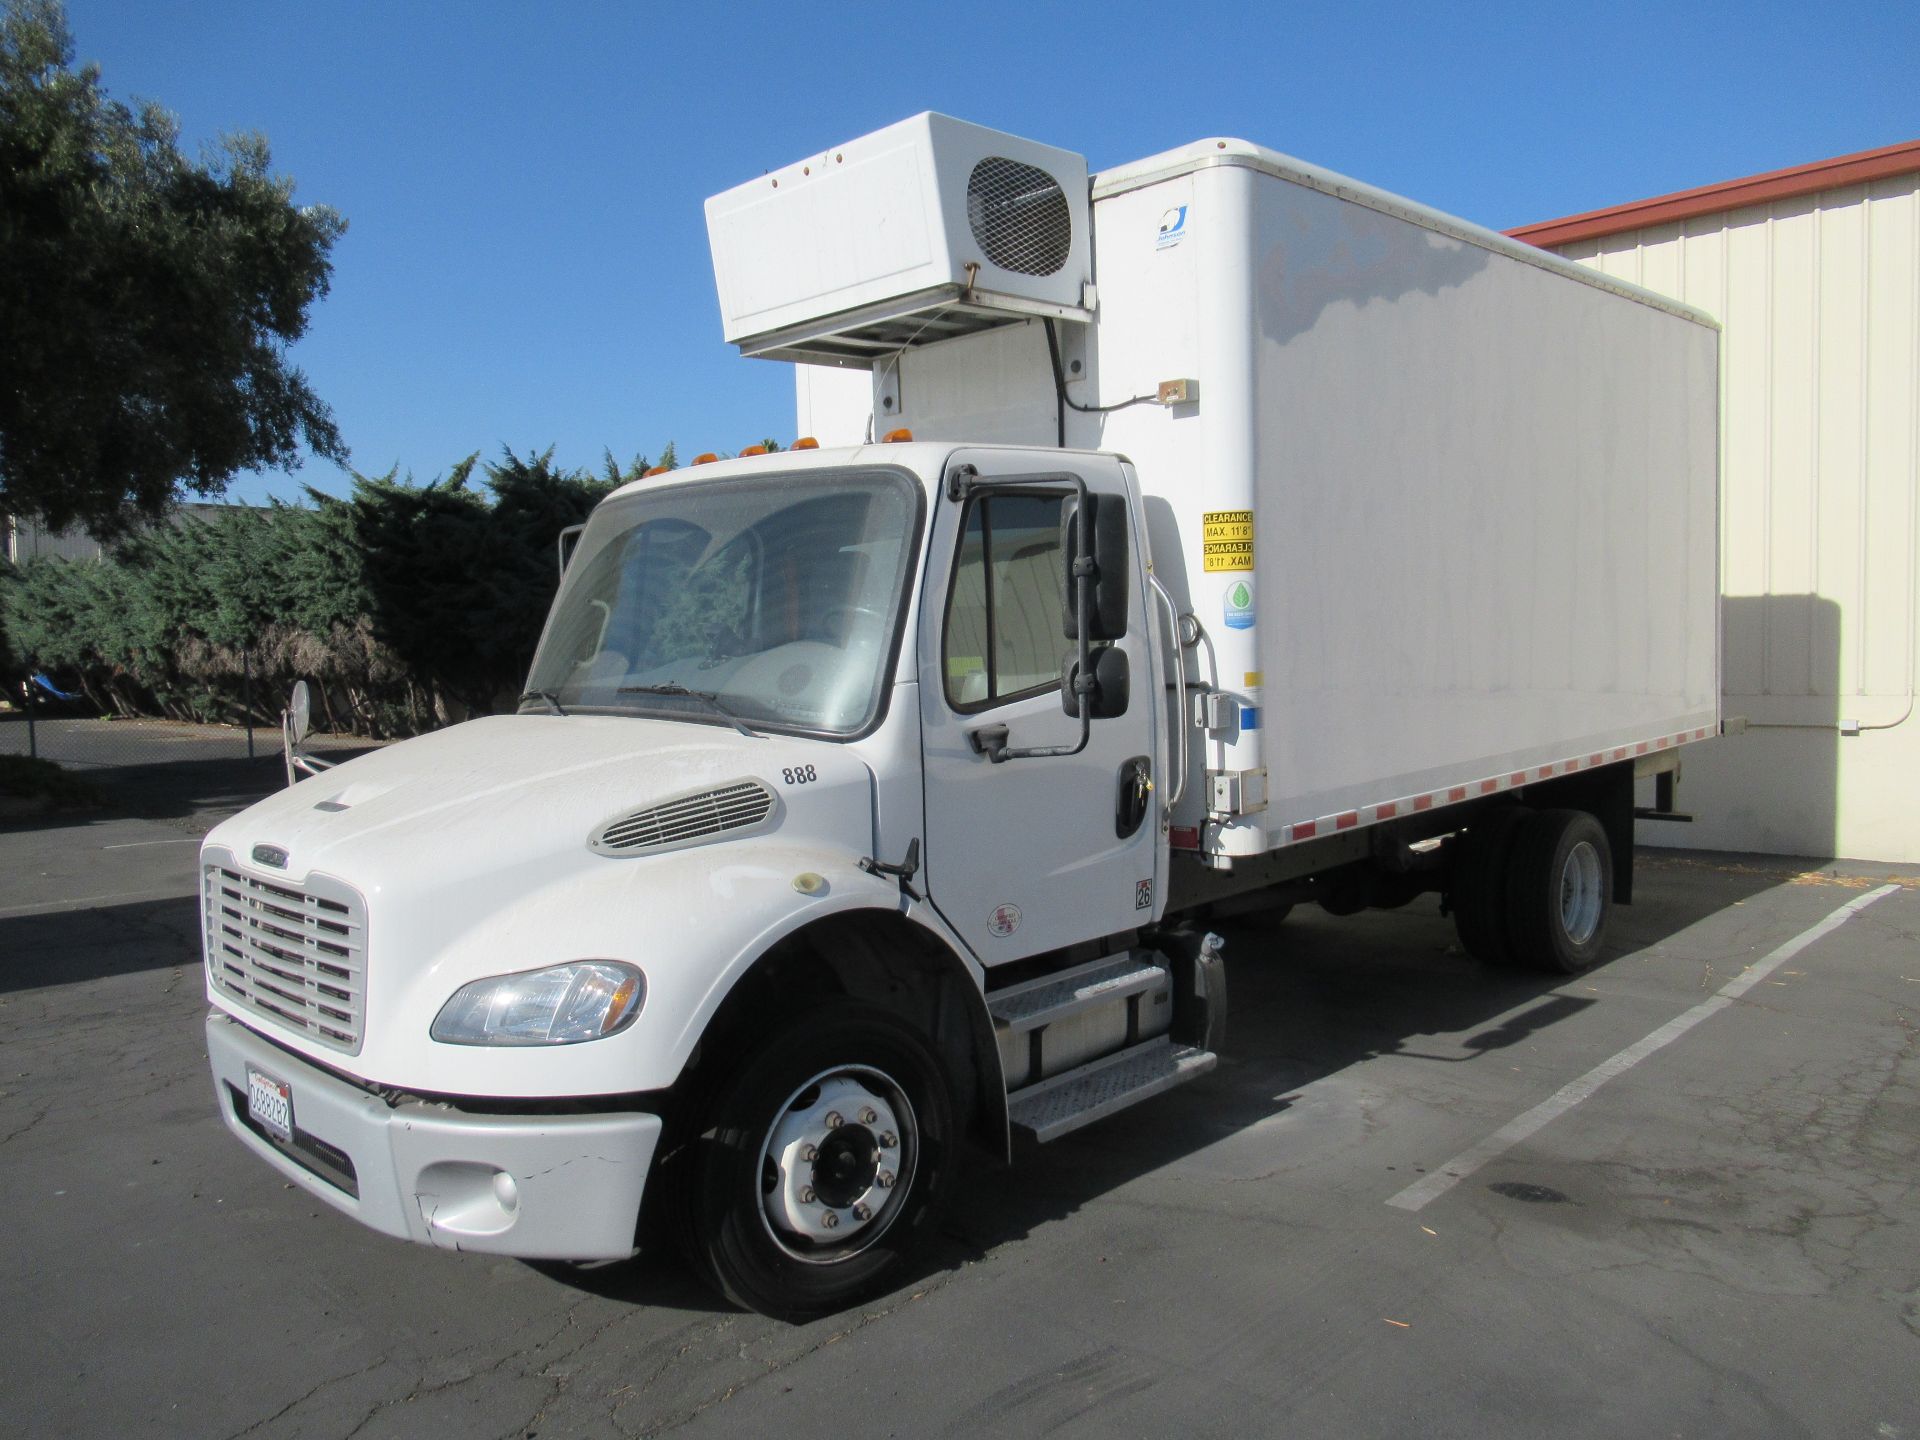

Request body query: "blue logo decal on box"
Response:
[1156, 205, 1189, 250]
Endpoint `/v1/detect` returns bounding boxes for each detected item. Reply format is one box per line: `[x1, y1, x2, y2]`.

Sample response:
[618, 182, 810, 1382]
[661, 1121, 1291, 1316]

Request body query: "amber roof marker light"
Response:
[881, 428, 913, 443]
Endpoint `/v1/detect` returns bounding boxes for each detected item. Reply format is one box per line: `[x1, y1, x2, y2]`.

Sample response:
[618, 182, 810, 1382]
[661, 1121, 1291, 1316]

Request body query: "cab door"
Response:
[916, 450, 1162, 965]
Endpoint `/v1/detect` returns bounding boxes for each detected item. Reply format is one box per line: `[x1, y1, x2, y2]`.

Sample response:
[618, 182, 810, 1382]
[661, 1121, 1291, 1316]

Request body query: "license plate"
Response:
[246, 1066, 294, 1145]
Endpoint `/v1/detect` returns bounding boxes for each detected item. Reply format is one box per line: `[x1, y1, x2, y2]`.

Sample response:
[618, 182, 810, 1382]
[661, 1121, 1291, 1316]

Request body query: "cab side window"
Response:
[943, 493, 1067, 710]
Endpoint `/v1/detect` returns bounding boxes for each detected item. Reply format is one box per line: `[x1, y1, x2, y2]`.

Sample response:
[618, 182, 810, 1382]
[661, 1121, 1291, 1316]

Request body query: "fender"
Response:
[663, 841, 1011, 1160]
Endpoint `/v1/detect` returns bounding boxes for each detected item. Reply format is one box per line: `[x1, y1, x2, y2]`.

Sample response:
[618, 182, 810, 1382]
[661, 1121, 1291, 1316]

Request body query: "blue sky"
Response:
[65, 0, 1920, 506]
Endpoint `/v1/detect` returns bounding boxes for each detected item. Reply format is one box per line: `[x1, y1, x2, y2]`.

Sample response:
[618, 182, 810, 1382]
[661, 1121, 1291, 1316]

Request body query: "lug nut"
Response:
[878, 1131, 897, 1149]
[800, 1144, 818, 1163]
[824, 1111, 843, 1129]
[859, 1107, 877, 1124]
[820, 1210, 840, 1229]
[852, 1202, 872, 1222]
[876, 1169, 895, 1189]
[798, 1185, 815, 1203]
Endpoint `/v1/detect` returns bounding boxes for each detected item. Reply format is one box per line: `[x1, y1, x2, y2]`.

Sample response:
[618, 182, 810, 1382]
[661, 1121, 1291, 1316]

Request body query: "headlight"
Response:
[431, 961, 645, 1046]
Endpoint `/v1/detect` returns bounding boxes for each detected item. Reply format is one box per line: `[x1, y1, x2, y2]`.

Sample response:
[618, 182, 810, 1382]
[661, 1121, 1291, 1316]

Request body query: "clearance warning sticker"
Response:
[1202, 510, 1254, 572]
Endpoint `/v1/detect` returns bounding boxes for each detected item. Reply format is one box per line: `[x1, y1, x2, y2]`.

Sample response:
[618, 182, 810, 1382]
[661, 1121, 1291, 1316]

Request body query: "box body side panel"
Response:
[1244, 174, 1719, 834]
[1097, 166, 1719, 844]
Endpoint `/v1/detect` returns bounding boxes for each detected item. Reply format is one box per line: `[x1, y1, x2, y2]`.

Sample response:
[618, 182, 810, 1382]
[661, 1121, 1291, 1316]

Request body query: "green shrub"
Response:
[0, 444, 672, 736]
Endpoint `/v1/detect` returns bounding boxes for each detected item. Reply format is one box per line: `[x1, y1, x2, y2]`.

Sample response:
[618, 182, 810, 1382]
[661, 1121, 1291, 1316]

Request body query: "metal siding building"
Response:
[4, 515, 107, 564]
[1513, 141, 1920, 862]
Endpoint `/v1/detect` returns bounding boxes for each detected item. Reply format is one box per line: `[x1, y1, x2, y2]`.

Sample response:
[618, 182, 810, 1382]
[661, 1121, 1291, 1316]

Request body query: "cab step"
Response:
[1007, 1036, 1217, 1144]
[987, 954, 1168, 1035]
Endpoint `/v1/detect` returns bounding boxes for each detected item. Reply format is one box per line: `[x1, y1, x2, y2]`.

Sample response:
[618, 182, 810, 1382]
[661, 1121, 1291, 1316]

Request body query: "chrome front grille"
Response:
[590, 780, 777, 857]
[204, 865, 367, 1054]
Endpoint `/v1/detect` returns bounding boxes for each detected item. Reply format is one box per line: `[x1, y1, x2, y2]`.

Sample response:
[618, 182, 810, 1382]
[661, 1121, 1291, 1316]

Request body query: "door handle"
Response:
[1116, 756, 1152, 838]
[968, 724, 1011, 763]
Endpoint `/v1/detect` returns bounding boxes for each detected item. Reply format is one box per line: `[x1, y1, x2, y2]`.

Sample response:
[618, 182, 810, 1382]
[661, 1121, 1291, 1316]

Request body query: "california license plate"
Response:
[246, 1066, 294, 1145]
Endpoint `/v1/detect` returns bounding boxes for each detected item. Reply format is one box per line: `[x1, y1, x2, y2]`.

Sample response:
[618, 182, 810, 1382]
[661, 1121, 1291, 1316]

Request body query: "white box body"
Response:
[792, 134, 1722, 858]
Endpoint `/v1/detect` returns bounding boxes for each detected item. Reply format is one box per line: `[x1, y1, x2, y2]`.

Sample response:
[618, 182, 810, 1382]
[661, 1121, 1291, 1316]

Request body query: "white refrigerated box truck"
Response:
[201, 114, 1719, 1317]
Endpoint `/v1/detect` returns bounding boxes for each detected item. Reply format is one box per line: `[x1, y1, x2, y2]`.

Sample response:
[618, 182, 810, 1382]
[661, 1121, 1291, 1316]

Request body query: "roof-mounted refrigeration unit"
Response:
[705, 113, 1093, 367]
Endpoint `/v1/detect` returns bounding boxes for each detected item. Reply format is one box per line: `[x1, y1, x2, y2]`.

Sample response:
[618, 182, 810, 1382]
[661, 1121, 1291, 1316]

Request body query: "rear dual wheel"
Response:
[1453, 807, 1612, 974]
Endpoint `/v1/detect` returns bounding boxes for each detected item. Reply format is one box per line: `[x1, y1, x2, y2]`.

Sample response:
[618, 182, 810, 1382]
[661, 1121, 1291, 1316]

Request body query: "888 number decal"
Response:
[781, 765, 819, 785]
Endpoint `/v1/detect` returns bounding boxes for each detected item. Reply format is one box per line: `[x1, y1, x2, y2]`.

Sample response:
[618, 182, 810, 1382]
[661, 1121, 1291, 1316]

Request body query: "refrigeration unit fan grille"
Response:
[966, 157, 1072, 277]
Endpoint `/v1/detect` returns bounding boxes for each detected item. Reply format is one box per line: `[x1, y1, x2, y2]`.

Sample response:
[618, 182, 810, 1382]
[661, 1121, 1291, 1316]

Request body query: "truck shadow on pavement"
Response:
[907, 859, 1803, 1287]
[0, 894, 202, 993]
[565, 852, 1803, 1316]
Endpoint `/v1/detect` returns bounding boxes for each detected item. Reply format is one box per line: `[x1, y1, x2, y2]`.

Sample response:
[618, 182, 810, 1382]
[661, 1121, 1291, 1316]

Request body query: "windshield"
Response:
[523, 468, 921, 736]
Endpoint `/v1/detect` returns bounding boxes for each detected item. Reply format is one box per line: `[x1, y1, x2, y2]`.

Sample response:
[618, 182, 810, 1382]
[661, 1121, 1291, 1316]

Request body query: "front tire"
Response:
[683, 1002, 957, 1319]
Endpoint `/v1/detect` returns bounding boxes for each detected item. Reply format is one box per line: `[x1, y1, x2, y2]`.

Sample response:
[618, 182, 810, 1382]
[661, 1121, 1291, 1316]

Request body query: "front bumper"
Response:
[206, 1013, 662, 1261]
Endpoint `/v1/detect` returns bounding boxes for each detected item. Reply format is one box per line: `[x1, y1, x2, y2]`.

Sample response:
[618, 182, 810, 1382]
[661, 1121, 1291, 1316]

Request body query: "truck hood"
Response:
[200, 713, 888, 1095]
[205, 714, 870, 892]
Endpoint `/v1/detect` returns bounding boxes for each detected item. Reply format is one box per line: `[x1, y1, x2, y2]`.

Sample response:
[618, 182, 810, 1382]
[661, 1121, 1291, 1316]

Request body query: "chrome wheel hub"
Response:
[759, 1068, 915, 1262]
[1559, 839, 1603, 945]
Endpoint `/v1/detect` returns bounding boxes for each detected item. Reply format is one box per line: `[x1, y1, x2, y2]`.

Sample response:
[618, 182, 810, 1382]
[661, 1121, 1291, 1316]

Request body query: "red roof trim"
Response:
[1508, 137, 1920, 249]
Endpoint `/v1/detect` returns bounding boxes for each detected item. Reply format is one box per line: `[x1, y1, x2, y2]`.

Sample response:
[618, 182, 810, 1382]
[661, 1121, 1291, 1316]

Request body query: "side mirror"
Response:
[287, 680, 312, 745]
[1060, 494, 1130, 642]
[1061, 645, 1130, 720]
[557, 522, 585, 576]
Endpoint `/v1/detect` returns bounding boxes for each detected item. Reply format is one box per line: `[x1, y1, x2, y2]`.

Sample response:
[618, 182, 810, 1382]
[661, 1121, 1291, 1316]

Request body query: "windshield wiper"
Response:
[516, 689, 568, 716]
[617, 683, 759, 738]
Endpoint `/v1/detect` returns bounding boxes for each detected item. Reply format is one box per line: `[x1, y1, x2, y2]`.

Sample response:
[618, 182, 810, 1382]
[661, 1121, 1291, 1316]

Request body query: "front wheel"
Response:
[683, 1003, 957, 1319]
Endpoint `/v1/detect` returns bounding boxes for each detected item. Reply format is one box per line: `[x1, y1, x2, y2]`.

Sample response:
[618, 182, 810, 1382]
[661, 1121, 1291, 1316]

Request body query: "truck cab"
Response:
[204, 439, 1206, 1317]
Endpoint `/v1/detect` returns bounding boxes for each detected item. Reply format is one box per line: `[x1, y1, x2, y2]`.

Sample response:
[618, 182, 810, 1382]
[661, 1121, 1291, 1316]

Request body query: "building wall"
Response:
[1552, 171, 1920, 860]
[4, 503, 260, 568]
[4, 515, 106, 565]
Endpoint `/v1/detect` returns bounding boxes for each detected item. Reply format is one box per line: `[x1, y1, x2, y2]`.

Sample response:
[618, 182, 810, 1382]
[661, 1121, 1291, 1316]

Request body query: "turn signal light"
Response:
[881, 428, 913, 443]
[692, 452, 719, 465]
[791, 437, 819, 450]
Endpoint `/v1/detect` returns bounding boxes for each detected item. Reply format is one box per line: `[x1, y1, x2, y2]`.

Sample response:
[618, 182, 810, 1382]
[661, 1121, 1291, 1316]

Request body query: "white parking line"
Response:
[102, 838, 201, 850]
[1386, 883, 1901, 1213]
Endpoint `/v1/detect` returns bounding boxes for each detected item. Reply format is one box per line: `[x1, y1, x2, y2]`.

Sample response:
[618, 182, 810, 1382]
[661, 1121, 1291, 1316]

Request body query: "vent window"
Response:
[966, 157, 1072, 277]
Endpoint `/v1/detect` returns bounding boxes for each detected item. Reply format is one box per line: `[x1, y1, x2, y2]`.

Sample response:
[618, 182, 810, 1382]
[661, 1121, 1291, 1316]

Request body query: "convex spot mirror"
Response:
[1061, 645, 1130, 720]
[287, 680, 312, 745]
[1060, 494, 1129, 643]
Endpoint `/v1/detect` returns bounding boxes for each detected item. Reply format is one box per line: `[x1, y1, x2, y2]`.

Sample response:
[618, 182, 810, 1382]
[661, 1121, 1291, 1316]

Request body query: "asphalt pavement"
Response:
[0, 711, 374, 819]
[2, 791, 1917, 1439]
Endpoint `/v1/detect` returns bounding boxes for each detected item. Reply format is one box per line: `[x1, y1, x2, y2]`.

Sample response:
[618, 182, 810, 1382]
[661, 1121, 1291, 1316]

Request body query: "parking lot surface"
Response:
[3, 800, 1917, 1439]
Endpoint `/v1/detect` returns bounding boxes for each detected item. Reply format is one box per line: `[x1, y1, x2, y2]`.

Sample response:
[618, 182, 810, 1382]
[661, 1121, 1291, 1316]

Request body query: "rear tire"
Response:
[1506, 808, 1612, 973]
[1452, 806, 1528, 965]
[682, 1002, 957, 1320]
